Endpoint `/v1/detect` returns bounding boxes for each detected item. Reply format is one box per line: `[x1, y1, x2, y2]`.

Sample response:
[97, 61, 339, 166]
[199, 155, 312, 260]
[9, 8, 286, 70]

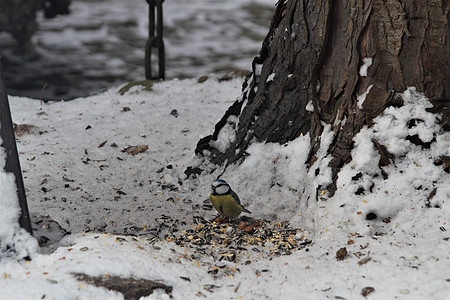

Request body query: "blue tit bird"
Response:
[209, 179, 252, 219]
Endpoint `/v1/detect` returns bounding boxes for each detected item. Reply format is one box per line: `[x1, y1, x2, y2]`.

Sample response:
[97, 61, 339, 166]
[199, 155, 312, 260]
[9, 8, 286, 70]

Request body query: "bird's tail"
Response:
[242, 207, 252, 214]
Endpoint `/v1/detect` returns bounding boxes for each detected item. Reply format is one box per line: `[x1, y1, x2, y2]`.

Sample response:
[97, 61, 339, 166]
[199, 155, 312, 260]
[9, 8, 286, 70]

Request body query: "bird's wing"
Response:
[231, 190, 241, 205]
[232, 190, 252, 214]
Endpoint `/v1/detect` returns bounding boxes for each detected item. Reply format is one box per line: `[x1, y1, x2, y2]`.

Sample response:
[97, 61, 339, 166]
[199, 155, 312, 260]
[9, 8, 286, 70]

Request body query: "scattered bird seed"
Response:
[164, 218, 311, 264]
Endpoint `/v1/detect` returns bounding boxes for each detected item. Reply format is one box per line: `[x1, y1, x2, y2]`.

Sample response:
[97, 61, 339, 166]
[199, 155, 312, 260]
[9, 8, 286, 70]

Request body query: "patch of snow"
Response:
[266, 73, 275, 83]
[332, 87, 449, 236]
[0, 140, 38, 261]
[305, 100, 314, 112]
[357, 84, 373, 109]
[359, 57, 373, 77]
[340, 115, 347, 128]
[254, 63, 263, 76]
[308, 124, 335, 189]
[224, 136, 311, 222]
[210, 115, 239, 153]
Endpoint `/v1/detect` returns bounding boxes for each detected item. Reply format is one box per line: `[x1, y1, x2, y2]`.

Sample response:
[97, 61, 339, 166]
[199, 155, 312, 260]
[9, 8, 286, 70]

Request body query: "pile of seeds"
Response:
[165, 216, 312, 262]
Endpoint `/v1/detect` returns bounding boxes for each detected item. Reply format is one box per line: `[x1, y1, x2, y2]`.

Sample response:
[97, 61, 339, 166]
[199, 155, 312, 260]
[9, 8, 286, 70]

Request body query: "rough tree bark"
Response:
[195, 0, 449, 196]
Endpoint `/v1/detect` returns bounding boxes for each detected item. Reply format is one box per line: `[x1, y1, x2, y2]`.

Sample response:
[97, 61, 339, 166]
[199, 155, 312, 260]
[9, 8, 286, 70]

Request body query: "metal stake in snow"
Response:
[145, 0, 165, 80]
[0, 58, 33, 235]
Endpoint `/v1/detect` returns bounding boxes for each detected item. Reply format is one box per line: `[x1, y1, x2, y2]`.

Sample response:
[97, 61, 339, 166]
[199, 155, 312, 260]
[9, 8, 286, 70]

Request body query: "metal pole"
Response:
[145, 0, 155, 79]
[145, 0, 165, 80]
[156, 0, 165, 80]
[0, 58, 33, 235]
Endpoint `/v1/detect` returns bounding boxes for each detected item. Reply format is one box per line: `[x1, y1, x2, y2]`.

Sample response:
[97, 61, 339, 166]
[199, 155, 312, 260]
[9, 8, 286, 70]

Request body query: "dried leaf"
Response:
[336, 247, 348, 261]
[13, 123, 38, 137]
[123, 145, 149, 155]
[361, 286, 375, 297]
[358, 257, 372, 266]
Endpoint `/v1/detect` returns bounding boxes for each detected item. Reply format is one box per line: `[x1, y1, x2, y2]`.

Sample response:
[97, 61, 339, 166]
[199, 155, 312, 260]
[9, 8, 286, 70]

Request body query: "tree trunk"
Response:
[195, 0, 449, 195]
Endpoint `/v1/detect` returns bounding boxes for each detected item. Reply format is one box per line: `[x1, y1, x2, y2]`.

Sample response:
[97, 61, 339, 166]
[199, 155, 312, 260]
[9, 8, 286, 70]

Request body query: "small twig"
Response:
[234, 282, 241, 293]
[40, 82, 48, 105]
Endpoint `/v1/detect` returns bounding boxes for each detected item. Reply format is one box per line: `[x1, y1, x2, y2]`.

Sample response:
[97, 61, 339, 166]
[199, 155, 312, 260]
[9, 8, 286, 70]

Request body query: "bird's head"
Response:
[211, 179, 231, 195]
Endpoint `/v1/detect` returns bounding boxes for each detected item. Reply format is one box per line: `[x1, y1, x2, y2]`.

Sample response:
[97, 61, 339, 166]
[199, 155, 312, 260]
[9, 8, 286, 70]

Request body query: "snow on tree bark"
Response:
[195, 0, 449, 195]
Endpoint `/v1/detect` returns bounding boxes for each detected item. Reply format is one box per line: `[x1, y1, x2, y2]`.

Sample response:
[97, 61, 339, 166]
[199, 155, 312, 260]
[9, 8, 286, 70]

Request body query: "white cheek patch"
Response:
[215, 185, 230, 195]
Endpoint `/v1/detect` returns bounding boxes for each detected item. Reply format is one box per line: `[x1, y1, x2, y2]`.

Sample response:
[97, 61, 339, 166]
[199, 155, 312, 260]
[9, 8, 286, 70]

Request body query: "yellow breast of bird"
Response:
[209, 194, 243, 218]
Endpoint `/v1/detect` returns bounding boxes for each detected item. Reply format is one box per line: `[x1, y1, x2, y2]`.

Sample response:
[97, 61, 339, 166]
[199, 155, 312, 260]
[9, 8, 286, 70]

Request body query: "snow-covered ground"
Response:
[1, 76, 449, 299]
[0, 1, 449, 298]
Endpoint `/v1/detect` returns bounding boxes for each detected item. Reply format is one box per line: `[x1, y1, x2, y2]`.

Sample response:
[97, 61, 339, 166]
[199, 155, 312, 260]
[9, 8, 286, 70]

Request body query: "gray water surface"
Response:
[1, 0, 274, 100]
